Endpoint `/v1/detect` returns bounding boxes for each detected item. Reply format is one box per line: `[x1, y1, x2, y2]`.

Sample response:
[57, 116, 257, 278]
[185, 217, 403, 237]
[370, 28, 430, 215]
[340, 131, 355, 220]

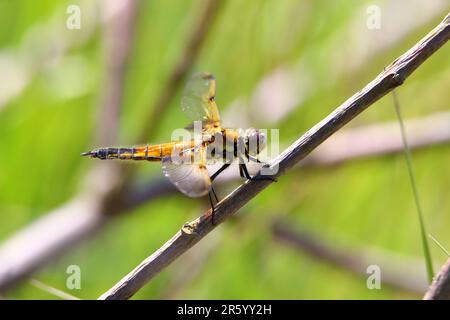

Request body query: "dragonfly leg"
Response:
[239, 157, 277, 182]
[238, 164, 245, 179]
[210, 185, 219, 203]
[248, 154, 264, 164]
[208, 190, 218, 225]
[250, 173, 278, 182]
[239, 162, 252, 179]
[210, 163, 231, 182]
[241, 144, 277, 181]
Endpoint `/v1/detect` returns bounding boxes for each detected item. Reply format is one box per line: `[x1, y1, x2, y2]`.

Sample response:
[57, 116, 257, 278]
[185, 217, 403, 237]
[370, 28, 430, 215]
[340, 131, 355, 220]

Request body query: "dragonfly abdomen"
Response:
[81, 146, 163, 161]
[81, 141, 196, 162]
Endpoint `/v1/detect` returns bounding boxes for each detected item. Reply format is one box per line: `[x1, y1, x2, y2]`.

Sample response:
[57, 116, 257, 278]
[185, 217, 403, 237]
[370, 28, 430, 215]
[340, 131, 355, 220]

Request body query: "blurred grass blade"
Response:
[30, 279, 80, 300]
[392, 90, 434, 283]
[429, 234, 450, 257]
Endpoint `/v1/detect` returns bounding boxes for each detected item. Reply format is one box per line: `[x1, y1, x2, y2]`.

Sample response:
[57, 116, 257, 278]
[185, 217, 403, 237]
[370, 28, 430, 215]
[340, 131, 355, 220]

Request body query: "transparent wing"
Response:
[181, 72, 221, 124]
[161, 146, 211, 198]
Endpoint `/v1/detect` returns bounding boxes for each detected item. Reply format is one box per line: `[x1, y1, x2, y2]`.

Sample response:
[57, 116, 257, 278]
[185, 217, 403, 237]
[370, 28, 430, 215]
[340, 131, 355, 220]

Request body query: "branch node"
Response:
[392, 72, 405, 86]
[443, 13, 450, 24]
[181, 221, 199, 236]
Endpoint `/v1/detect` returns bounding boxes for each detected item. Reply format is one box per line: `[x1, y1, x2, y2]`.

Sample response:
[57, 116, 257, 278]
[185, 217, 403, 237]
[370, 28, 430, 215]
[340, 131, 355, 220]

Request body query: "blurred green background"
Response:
[0, 0, 449, 299]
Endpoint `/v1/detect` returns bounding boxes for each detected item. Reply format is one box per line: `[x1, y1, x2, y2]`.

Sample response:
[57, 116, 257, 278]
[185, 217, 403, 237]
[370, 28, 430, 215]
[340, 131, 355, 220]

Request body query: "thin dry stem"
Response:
[98, 13, 450, 300]
[424, 258, 450, 300]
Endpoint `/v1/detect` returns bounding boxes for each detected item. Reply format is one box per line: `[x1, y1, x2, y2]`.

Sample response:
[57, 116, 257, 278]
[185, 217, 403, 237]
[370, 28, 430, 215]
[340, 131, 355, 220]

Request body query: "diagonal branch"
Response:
[97, 0, 138, 146]
[98, 12, 450, 300]
[301, 111, 450, 166]
[424, 259, 450, 300]
[272, 219, 428, 294]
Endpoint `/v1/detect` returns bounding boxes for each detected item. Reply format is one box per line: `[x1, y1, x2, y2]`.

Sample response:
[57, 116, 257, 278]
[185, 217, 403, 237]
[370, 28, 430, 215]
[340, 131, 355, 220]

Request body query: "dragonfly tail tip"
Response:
[81, 151, 93, 157]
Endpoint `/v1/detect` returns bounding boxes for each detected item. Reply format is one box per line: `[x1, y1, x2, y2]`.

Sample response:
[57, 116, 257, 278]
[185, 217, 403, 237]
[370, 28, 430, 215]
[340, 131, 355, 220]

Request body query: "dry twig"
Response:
[272, 220, 428, 294]
[29, 279, 80, 300]
[424, 259, 450, 299]
[98, 13, 450, 300]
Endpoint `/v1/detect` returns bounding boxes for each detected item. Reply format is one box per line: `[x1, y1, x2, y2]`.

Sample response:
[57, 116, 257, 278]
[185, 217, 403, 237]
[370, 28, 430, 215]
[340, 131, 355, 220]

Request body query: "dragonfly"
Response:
[82, 72, 273, 223]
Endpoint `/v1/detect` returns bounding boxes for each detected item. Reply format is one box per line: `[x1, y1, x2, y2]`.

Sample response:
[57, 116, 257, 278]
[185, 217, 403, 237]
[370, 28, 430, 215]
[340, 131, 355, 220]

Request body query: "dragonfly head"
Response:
[244, 128, 267, 156]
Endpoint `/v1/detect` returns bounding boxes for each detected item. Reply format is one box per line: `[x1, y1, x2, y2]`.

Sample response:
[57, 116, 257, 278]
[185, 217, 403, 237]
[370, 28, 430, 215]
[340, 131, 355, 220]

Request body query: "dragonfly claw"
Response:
[81, 151, 94, 157]
[250, 175, 278, 183]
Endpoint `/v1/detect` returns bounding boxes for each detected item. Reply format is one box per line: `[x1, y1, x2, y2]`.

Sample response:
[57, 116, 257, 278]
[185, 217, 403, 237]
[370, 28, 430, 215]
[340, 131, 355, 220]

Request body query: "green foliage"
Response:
[1, 0, 449, 299]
